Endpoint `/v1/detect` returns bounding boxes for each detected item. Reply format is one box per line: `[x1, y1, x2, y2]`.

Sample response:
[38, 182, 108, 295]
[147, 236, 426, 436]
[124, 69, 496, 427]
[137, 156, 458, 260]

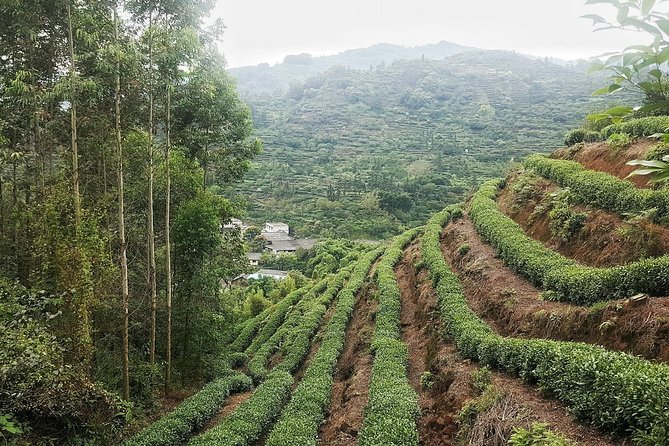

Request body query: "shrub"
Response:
[419, 371, 435, 390]
[264, 248, 383, 446]
[563, 128, 600, 146]
[422, 204, 669, 440]
[457, 243, 471, 256]
[509, 423, 577, 446]
[359, 228, 423, 446]
[600, 116, 669, 139]
[607, 132, 632, 151]
[470, 178, 669, 303]
[471, 366, 492, 393]
[524, 154, 669, 219]
[124, 372, 252, 446]
[188, 371, 292, 446]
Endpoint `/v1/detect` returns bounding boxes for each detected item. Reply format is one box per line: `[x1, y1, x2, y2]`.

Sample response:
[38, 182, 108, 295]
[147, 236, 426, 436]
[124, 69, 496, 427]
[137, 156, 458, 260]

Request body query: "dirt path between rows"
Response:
[398, 241, 624, 446]
[197, 389, 254, 434]
[318, 280, 377, 446]
[441, 215, 669, 362]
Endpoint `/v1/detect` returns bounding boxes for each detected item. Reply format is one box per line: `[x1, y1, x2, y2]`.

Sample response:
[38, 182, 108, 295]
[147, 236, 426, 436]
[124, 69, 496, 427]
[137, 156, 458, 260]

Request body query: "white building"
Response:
[263, 222, 290, 234]
[247, 252, 262, 266]
[244, 269, 288, 281]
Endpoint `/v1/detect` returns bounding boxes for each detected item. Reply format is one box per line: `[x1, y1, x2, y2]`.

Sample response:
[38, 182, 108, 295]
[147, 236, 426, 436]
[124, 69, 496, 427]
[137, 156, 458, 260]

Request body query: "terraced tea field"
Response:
[125, 123, 669, 445]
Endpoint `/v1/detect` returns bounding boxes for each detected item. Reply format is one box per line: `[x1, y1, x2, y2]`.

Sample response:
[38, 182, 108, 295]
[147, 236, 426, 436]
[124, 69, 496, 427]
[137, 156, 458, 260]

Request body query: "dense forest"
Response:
[0, 1, 264, 443]
[232, 50, 636, 239]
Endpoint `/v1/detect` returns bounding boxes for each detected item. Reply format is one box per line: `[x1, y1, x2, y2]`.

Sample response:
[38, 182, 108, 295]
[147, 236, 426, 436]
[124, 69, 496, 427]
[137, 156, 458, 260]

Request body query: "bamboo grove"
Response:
[0, 0, 260, 442]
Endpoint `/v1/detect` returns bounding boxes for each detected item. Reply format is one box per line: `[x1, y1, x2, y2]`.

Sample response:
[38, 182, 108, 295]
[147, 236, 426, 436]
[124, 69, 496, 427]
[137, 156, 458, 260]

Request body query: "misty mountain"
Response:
[229, 41, 474, 94]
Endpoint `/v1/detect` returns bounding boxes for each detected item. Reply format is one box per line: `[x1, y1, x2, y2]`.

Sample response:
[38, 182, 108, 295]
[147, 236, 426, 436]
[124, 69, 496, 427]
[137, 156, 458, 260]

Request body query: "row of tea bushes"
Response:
[264, 248, 384, 446]
[422, 205, 669, 444]
[247, 273, 346, 381]
[359, 228, 423, 446]
[123, 372, 252, 446]
[470, 179, 669, 304]
[187, 371, 293, 446]
[523, 154, 669, 219]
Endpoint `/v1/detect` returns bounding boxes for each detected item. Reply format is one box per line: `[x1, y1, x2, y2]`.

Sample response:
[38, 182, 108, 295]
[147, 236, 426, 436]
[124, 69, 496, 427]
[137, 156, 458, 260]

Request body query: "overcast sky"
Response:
[212, 0, 656, 68]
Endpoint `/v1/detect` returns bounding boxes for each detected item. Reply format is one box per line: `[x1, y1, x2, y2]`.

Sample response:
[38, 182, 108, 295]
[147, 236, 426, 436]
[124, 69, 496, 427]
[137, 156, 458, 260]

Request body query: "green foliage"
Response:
[234, 51, 620, 239]
[470, 179, 669, 303]
[509, 423, 577, 446]
[600, 116, 669, 138]
[457, 243, 471, 256]
[585, 0, 669, 113]
[627, 155, 669, 183]
[247, 265, 353, 382]
[563, 128, 601, 146]
[264, 248, 383, 446]
[0, 282, 128, 440]
[456, 385, 503, 441]
[188, 371, 293, 446]
[123, 373, 252, 446]
[646, 142, 669, 160]
[359, 228, 422, 446]
[607, 132, 633, 150]
[547, 191, 587, 242]
[471, 366, 492, 393]
[422, 204, 669, 440]
[419, 372, 435, 390]
[524, 154, 669, 219]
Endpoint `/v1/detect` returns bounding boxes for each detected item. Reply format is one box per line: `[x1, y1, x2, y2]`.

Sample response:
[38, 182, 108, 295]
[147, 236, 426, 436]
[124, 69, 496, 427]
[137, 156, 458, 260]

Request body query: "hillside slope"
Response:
[232, 50, 634, 239]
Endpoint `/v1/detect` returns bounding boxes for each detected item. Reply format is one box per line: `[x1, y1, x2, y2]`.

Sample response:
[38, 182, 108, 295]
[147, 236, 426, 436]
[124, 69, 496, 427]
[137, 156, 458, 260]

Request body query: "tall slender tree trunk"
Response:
[147, 10, 157, 366]
[114, 9, 130, 402]
[67, 3, 81, 233]
[66, 0, 91, 369]
[165, 86, 173, 389]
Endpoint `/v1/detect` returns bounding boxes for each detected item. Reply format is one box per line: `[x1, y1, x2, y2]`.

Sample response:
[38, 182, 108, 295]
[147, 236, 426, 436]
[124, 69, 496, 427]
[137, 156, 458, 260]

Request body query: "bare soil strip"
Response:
[496, 171, 669, 267]
[198, 390, 254, 434]
[398, 241, 623, 446]
[552, 140, 654, 188]
[441, 215, 669, 362]
[318, 280, 377, 446]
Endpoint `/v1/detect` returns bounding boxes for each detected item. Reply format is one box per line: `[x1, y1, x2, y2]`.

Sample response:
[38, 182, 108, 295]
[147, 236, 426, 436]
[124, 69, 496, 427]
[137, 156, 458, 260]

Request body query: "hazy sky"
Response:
[212, 0, 655, 68]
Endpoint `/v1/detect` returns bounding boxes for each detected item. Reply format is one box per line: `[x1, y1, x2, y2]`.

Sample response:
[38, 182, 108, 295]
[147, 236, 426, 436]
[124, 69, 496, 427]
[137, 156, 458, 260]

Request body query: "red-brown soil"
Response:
[318, 280, 377, 446]
[397, 242, 476, 445]
[198, 389, 254, 434]
[552, 140, 655, 188]
[398, 241, 624, 446]
[441, 215, 669, 362]
[497, 171, 669, 267]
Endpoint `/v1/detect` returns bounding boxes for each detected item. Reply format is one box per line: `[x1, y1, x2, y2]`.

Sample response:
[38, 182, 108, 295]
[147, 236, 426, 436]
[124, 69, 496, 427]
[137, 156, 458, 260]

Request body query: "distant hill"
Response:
[231, 48, 637, 239]
[229, 41, 474, 94]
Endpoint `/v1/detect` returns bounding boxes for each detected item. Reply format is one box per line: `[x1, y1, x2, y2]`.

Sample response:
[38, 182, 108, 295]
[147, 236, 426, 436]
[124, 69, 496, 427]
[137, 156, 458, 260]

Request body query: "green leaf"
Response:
[642, 0, 656, 15]
[657, 19, 669, 35]
[649, 68, 663, 78]
[649, 170, 669, 182]
[606, 105, 633, 116]
[592, 86, 611, 96]
[626, 159, 668, 168]
[587, 61, 606, 74]
[581, 14, 608, 24]
[621, 17, 663, 36]
[608, 83, 623, 93]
